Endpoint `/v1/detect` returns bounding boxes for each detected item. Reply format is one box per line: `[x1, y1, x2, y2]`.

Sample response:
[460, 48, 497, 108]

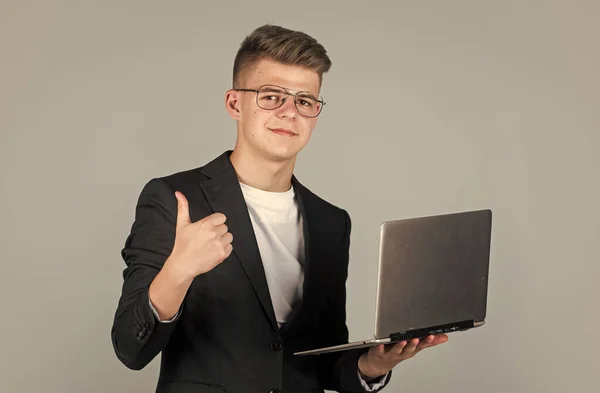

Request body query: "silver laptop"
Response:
[295, 209, 492, 356]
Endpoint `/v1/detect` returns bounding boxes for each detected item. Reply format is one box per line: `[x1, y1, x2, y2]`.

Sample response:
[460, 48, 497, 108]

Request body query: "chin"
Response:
[262, 145, 302, 163]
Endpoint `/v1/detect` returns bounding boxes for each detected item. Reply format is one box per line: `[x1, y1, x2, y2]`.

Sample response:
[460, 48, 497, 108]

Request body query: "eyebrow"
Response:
[261, 85, 319, 100]
[296, 92, 318, 101]
[260, 86, 284, 93]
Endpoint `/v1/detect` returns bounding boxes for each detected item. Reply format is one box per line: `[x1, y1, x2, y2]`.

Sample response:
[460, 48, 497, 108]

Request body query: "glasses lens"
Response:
[295, 93, 321, 117]
[256, 85, 323, 117]
[257, 86, 286, 110]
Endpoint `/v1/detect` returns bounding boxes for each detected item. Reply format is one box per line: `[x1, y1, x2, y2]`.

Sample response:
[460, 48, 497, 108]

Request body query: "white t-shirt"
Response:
[239, 182, 305, 328]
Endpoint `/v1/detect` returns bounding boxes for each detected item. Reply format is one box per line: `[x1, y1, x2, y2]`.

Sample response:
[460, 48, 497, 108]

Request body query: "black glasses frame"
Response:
[234, 84, 326, 118]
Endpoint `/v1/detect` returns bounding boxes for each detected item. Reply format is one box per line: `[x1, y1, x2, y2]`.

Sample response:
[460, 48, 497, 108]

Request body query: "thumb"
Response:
[174, 191, 191, 227]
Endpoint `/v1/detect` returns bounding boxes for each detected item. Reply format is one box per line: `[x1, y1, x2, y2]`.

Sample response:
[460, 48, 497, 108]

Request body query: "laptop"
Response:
[294, 209, 492, 356]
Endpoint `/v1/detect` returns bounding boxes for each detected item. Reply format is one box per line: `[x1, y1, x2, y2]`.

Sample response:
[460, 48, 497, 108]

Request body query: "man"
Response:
[111, 24, 447, 393]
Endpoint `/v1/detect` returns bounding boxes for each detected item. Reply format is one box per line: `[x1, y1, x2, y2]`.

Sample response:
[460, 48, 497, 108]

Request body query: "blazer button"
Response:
[137, 326, 148, 340]
[270, 340, 282, 351]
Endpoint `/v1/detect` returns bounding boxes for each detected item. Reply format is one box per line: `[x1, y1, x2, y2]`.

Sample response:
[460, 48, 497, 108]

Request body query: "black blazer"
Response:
[111, 151, 390, 393]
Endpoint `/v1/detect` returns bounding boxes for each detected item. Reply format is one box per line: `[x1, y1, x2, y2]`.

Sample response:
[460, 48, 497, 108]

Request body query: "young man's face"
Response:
[226, 58, 322, 163]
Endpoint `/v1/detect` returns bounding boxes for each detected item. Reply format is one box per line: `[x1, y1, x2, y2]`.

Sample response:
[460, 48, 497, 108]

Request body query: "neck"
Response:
[229, 147, 296, 192]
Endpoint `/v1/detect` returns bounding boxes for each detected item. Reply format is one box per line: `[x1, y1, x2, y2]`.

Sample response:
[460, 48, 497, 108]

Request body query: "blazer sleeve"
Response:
[110, 178, 181, 370]
[315, 209, 391, 393]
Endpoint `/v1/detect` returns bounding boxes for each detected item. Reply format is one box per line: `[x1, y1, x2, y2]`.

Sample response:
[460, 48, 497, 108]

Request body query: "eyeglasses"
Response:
[234, 84, 326, 118]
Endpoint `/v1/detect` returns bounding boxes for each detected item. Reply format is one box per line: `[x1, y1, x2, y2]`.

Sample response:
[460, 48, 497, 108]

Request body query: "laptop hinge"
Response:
[389, 319, 475, 342]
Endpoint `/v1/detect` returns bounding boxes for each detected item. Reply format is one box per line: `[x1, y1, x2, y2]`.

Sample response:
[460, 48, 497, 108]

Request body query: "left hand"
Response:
[358, 334, 449, 379]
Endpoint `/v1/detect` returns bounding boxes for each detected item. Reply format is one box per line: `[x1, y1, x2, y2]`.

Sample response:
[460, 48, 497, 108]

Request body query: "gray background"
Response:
[1, 1, 598, 392]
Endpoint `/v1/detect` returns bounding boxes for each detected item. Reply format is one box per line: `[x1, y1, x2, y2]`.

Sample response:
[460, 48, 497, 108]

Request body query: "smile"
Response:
[269, 128, 296, 136]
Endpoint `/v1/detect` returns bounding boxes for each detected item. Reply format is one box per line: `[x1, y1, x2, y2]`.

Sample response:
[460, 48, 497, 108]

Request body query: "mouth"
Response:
[269, 128, 297, 137]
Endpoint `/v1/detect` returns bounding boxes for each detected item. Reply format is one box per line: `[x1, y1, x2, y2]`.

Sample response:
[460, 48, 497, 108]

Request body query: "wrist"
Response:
[163, 255, 195, 286]
[358, 352, 385, 380]
[148, 258, 193, 321]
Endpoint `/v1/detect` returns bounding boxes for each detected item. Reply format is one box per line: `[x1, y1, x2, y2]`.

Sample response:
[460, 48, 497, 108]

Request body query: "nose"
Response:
[276, 97, 297, 120]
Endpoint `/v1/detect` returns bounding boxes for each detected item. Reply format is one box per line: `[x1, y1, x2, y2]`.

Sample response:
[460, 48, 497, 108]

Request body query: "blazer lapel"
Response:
[280, 176, 329, 335]
[197, 152, 278, 331]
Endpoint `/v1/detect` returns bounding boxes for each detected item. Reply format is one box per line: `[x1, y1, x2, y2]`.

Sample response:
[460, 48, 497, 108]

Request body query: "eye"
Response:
[296, 98, 315, 107]
[259, 92, 284, 102]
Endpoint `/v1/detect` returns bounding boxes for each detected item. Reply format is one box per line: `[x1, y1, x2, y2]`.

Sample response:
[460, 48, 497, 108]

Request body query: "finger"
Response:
[402, 338, 420, 355]
[415, 335, 436, 351]
[223, 243, 233, 258]
[435, 334, 449, 344]
[214, 224, 228, 237]
[205, 212, 227, 226]
[220, 232, 233, 247]
[420, 334, 448, 347]
[391, 340, 407, 356]
[368, 344, 386, 359]
[174, 191, 191, 227]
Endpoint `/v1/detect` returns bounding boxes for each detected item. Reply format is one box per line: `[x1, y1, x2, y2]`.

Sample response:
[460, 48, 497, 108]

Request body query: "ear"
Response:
[225, 89, 242, 120]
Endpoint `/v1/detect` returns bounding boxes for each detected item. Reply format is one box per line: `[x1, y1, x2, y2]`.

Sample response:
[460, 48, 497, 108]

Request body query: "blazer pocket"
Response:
[157, 381, 227, 393]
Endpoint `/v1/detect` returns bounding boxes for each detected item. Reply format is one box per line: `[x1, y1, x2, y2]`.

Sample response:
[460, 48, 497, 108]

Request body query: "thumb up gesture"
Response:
[169, 191, 233, 279]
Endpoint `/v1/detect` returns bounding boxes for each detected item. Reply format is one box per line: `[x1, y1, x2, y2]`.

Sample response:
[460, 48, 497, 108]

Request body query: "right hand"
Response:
[167, 191, 233, 279]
